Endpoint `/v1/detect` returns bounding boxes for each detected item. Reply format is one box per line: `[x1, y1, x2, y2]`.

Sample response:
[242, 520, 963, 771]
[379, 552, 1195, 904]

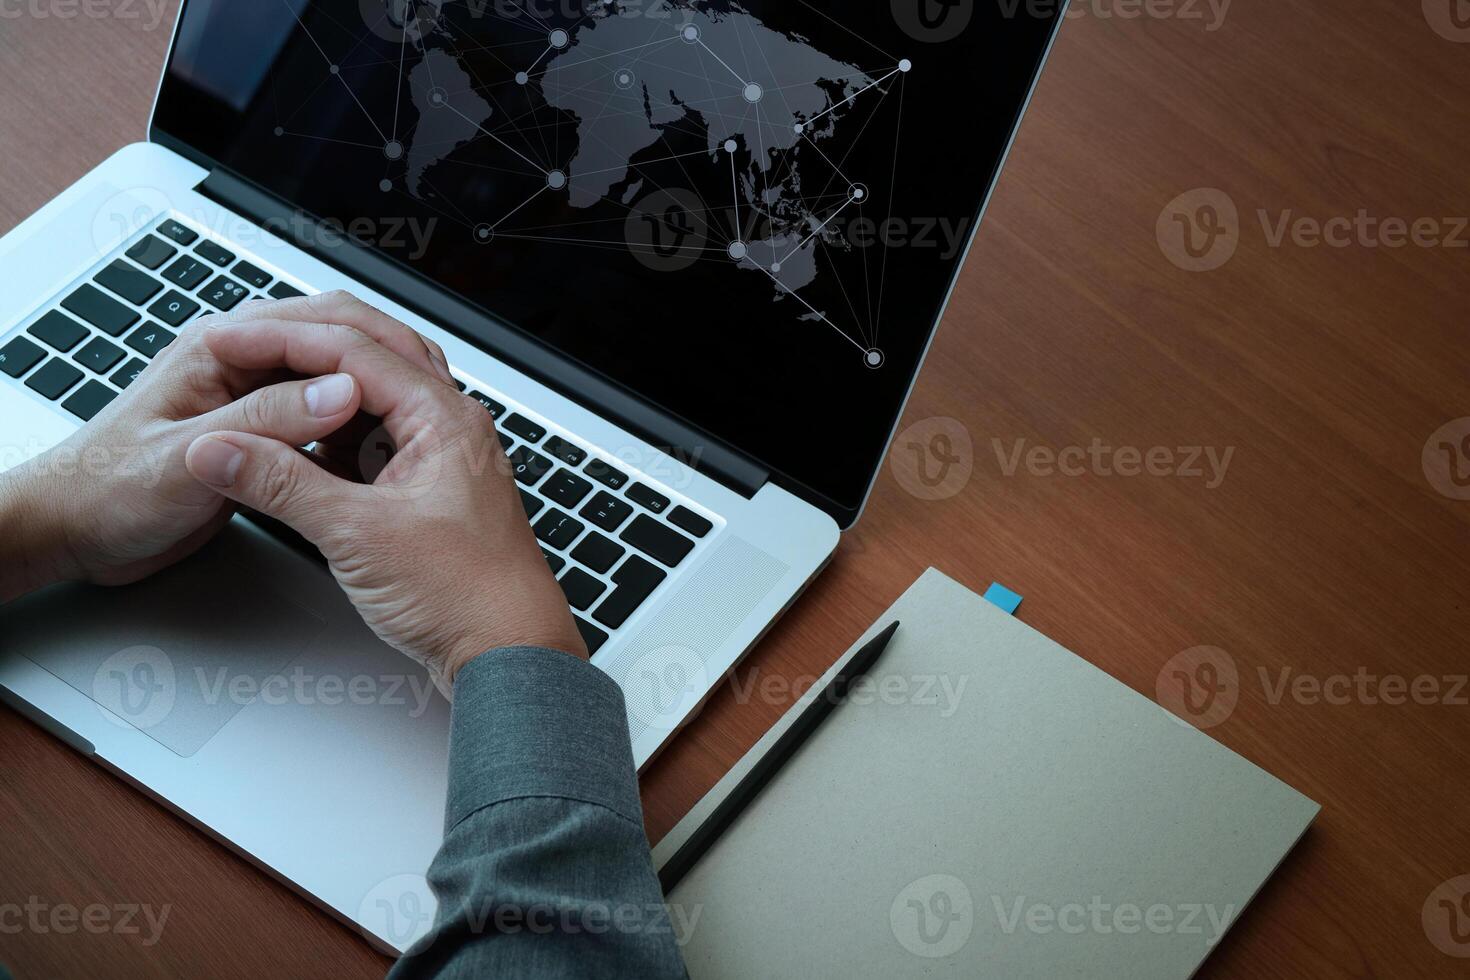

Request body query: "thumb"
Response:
[185, 432, 353, 544]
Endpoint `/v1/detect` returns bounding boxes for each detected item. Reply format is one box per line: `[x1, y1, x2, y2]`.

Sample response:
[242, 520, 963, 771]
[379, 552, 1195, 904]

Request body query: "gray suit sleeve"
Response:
[388, 647, 688, 980]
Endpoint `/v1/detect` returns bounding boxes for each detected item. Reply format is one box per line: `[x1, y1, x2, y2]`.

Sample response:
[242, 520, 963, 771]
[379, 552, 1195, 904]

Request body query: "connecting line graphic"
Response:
[726, 141, 744, 256]
[491, 186, 546, 232]
[516, 27, 572, 86]
[756, 264, 868, 355]
[797, 60, 909, 133]
[279, 0, 387, 143]
[540, 36, 681, 77]
[778, 186, 864, 268]
[390, 1, 411, 143]
[799, 129, 854, 187]
[442, 102, 548, 176]
[680, 23, 765, 105]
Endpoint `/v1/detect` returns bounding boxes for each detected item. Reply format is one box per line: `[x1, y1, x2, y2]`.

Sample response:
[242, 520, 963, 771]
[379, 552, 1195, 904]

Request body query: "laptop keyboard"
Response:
[456, 386, 717, 653]
[0, 216, 720, 655]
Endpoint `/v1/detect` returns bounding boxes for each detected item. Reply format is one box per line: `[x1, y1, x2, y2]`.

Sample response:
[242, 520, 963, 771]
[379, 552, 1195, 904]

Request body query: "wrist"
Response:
[441, 603, 590, 686]
[0, 461, 81, 602]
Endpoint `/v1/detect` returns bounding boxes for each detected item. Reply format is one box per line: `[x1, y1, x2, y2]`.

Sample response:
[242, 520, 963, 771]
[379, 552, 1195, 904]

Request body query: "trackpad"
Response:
[2, 531, 326, 757]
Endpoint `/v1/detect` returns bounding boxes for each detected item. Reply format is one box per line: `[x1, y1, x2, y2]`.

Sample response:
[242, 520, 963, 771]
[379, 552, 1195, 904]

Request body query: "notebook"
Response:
[653, 568, 1317, 978]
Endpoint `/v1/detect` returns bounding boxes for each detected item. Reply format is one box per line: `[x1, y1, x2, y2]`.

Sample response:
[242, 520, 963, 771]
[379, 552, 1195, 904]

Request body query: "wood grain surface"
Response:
[3, 1, 1468, 976]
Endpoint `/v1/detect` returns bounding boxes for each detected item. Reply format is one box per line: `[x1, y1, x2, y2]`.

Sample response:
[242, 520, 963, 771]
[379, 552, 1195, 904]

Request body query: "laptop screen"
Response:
[153, 0, 1063, 515]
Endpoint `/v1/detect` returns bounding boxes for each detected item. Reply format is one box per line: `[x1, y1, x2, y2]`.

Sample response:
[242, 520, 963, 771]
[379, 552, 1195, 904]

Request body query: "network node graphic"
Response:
[285, 1, 913, 367]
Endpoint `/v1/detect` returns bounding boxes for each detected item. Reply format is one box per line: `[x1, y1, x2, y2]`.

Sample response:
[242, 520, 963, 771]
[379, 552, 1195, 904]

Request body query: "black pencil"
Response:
[658, 621, 900, 893]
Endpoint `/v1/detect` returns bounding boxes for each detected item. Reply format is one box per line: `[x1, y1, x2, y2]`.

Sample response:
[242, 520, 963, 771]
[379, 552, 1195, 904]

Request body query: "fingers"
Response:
[187, 372, 363, 448]
[220, 291, 455, 386]
[202, 319, 454, 441]
[185, 432, 359, 544]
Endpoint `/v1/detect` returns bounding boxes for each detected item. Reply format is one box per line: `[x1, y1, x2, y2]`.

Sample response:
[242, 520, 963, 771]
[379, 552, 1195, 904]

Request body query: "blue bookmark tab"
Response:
[983, 582, 1023, 615]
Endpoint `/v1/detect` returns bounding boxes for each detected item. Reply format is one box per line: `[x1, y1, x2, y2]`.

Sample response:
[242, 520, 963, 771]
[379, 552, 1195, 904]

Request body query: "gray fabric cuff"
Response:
[445, 647, 642, 832]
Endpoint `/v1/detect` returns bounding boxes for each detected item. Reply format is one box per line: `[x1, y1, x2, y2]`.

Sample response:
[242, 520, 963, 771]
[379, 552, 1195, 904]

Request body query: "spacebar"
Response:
[592, 556, 666, 630]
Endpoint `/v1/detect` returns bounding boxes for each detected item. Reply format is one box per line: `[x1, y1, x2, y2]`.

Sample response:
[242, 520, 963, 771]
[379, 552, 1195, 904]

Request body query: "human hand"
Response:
[183, 312, 587, 694]
[0, 291, 454, 600]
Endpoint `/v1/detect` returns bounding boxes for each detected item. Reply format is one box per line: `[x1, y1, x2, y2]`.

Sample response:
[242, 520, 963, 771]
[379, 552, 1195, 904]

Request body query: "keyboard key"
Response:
[61, 380, 117, 421]
[232, 260, 272, 289]
[0, 336, 45, 378]
[161, 256, 211, 290]
[156, 219, 198, 245]
[574, 616, 609, 655]
[558, 568, 607, 612]
[454, 378, 468, 392]
[626, 482, 670, 514]
[533, 509, 584, 550]
[620, 514, 694, 567]
[95, 259, 163, 305]
[61, 284, 138, 336]
[503, 413, 546, 443]
[541, 549, 566, 575]
[268, 282, 305, 300]
[571, 532, 625, 575]
[125, 235, 177, 270]
[534, 508, 585, 550]
[124, 323, 175, 359]
[110, 357, 147, 389]
[148, 290, 201, 327]
[466, 391, 505, 418]
[519, 488, 544, 520]
[543, 469, 593, 508]
[195, 240, 235, 266]
[592, 556, 666, 630]
[543, 435, 587, 466]
[24, 358, 83, 400]
[498, 431, 514, 450]
[200, 276, 249, 311]
[669, 506, 713, 538]
[584, 458, 629, 490]
[579, 491, 633, 532]
[27, 311, 88, 352]
[508, 445, 553, 486]
[73, 336, 125, 374]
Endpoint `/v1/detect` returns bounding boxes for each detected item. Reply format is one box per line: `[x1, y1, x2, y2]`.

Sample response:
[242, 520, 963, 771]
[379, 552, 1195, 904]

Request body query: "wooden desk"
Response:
[3, 2, 1468, 976]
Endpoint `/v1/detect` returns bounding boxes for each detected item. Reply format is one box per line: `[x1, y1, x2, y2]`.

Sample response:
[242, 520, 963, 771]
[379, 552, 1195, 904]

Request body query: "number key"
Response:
[508, 445, 553, 486]
[162, 256, 211, 290]
[200, 276, 249, 311]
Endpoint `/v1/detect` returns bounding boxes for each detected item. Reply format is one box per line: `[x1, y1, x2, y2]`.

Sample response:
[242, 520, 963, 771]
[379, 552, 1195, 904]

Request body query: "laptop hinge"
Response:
[194, 169, 769, 499]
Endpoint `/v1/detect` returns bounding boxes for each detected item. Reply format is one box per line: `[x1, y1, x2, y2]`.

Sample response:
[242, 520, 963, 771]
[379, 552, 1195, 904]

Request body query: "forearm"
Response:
[391, 647, 687, 980]
[0, 462, 74, 604]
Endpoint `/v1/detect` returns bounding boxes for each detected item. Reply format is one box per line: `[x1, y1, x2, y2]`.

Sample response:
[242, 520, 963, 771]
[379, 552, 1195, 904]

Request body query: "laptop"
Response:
[0, 0, 1066, 954]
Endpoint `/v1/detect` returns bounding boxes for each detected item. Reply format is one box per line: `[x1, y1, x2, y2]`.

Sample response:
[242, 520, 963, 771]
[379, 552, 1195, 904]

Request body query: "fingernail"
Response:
[305, 373, 355, 418]
[191, 438, 244, 488]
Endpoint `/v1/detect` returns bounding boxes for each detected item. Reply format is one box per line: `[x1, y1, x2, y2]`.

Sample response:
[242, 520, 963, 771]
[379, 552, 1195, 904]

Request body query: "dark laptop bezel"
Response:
[147, 1, 1067, 529]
